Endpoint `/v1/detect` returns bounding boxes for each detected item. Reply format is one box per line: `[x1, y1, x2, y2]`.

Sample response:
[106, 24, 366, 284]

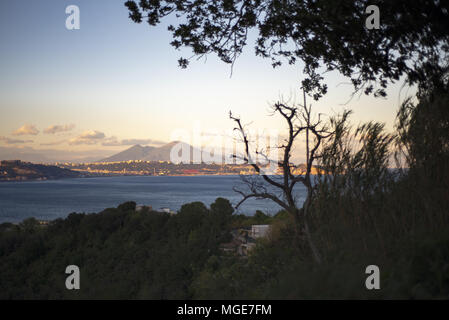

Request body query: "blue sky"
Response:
[0, 0, 414, 161]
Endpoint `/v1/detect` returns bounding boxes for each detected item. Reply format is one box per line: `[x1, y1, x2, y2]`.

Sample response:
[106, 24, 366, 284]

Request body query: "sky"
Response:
[0, 0, 416, 162]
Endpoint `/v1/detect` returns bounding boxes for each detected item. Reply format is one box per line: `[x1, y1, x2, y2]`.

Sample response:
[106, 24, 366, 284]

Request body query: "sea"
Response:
[0, 175, 307, 223]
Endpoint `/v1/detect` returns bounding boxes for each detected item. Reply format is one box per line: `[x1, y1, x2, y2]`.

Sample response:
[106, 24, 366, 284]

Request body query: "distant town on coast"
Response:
[0, 141, 323, 181]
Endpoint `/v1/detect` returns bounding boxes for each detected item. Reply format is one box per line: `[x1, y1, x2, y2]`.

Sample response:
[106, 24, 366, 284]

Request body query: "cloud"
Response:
[102, 137, 166, 146]
[69, 130, 106, 145]
[0, 136, 33, 145]
[44, 124, 75, 134]
[12, 124, 39, 136]
[101, 137, 123, 147]
[40, 140, 67, 146]
[60, 130, 164, 147]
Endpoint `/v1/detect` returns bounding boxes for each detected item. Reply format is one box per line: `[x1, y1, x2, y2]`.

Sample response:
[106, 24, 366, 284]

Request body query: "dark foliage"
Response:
[125, 0, 449, 99]
[0, 198, 235, 299]
[191, 83, 449, 299]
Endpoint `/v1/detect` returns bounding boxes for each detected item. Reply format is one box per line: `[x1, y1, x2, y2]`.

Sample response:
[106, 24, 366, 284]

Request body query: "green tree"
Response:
[125, 0, 449, 99]
[395, 80, 449, 182]
[117, 201, 137, 211]
[210, 197, 234, 227]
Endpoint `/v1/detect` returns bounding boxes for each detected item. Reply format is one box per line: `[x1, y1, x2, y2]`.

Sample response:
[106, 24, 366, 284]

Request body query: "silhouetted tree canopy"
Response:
[125, 0, 449, 99]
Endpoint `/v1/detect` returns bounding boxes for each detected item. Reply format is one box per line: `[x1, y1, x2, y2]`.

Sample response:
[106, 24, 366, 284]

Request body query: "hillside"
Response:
[0, 199, 237, 299]
[100, 144, 156, 162]
[0, 160, 83, 181]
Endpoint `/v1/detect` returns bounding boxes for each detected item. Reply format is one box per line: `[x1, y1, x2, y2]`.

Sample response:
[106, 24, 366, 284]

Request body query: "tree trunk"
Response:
[292, 207, 322, 264]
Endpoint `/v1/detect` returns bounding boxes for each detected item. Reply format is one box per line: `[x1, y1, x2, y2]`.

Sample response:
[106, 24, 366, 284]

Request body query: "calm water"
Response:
[0, 175, 306, 223]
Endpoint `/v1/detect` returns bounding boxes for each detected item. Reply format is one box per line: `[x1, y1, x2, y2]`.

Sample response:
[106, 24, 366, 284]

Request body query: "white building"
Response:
[251, 225, 270, 238]
[160, 207, 176, 215]
[136, 205, 152, 212]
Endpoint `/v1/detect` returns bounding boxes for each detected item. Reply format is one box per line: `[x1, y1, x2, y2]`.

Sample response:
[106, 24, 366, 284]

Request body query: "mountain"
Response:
[101, 144, 155, 162]
[100, 141, 206, 162]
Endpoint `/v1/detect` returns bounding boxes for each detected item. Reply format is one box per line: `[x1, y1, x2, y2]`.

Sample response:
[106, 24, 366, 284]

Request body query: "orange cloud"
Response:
[0, 136, 33, 144]
[44, 124, 75, 134]
[12, 124, 39, 136]
[68, 130, 106, 145]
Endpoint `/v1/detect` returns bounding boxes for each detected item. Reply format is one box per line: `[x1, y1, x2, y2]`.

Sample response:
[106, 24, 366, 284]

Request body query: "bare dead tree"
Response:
[230, 90, 333, 264]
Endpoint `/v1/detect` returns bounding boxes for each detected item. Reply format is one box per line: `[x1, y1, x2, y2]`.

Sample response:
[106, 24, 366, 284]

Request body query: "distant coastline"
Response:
[0, 160, 84, 182]
[1, 159, 323, 182]
[0, 159, 254, 182]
